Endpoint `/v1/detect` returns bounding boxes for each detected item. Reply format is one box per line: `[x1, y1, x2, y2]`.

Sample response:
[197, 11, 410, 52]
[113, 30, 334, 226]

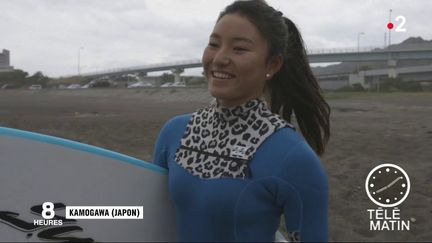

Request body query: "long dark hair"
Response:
[218, 0, 330, 155]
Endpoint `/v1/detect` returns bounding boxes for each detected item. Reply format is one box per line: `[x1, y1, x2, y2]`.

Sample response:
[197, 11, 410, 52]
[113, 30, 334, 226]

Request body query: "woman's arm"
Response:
[277, 141, 329, 242]
[152, 119, 174, 169]
[152, 131, 168, 169]
[152, 114, 192, 169]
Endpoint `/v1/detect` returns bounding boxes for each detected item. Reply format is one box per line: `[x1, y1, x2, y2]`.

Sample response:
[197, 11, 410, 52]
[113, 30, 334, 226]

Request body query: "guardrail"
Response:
[307, 43, 432, 54]
[82, 59, 201, 77]
[72, 43, 432, 78]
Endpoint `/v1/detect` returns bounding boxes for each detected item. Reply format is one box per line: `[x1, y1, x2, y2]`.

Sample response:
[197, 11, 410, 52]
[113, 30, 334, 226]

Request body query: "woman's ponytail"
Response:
[268, 17, 330, 155]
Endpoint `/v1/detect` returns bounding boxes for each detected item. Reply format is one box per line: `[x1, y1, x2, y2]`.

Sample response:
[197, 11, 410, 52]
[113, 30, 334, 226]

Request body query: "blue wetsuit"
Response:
[153, 113, 328, 242]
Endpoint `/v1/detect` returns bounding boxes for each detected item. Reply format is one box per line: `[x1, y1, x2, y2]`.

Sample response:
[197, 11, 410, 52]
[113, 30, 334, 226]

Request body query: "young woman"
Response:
[153, 0, 330, 241]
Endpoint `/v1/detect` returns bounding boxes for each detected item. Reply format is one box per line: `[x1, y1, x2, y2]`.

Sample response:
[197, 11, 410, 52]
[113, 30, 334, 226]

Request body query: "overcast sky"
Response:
[1, 0, 431, 77]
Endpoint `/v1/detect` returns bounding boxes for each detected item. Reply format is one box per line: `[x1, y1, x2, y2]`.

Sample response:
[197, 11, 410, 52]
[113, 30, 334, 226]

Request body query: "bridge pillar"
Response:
[171, 68, 184, 83]
[349, 72, 369, 89]
[387, 60, 398, 78]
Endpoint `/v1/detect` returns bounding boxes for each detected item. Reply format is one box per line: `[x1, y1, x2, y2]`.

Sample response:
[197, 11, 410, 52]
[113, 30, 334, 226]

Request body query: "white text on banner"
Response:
[65, 206, 143, 219]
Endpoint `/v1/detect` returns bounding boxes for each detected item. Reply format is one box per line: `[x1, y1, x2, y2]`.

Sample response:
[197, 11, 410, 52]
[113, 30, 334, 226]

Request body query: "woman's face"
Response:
[202, 13, 281, 107]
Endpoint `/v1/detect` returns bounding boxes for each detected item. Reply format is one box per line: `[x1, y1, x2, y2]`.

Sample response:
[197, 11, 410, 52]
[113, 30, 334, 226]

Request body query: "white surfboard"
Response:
[0, 127, 177, 242]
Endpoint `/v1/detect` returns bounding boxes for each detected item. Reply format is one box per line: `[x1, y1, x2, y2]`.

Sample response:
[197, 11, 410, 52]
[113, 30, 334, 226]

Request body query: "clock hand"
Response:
[375, 176, 403, 194]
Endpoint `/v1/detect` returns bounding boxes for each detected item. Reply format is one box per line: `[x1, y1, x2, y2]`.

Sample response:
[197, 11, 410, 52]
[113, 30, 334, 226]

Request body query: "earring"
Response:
[265, 73, 271, 78]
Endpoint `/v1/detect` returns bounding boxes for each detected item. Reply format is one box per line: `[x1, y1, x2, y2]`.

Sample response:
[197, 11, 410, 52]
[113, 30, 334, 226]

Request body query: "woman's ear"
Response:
[266, 54, 283, 79]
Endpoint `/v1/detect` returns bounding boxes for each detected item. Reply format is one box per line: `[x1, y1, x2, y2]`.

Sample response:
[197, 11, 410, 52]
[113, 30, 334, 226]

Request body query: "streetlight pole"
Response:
[383, 9, 393, 93]
[388, 9, 392, 48]
[78, 47, 84, 76]
[357, 32, 365, 73]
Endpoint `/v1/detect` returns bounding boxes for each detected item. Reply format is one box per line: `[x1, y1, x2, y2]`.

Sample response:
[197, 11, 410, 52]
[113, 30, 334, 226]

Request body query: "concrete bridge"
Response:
[82, 59, 202, 83]
[80, 44, 432, 83]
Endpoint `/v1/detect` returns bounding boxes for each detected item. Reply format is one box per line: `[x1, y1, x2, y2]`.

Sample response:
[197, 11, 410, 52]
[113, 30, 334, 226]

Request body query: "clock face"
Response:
[365, 163, 410, 207]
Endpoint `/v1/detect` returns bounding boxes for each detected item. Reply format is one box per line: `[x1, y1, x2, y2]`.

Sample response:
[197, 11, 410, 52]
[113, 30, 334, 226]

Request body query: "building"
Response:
[0, 49, 14, 72]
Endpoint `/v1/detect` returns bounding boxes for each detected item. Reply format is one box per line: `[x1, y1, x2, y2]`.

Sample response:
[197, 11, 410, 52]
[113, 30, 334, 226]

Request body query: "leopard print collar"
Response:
[212, 97, 263, 122]
[175, 97, 294, 179]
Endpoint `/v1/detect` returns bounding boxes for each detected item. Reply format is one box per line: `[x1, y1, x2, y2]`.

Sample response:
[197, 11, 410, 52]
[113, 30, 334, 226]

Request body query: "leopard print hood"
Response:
[174, 97, 294, 179]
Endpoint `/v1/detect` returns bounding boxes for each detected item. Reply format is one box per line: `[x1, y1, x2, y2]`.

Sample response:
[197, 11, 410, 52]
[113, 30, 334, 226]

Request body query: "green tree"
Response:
[26, 71, 50, 85]
[0, 69, 28, 82]
[359, 64, 371, 71]
[160, 73, 174, 84]
[379, 77, 423, 92]
[0, 69, 29, 87]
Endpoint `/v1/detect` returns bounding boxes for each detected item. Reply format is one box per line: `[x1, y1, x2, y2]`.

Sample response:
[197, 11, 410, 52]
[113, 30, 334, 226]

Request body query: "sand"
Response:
[0, 88, 431, 242]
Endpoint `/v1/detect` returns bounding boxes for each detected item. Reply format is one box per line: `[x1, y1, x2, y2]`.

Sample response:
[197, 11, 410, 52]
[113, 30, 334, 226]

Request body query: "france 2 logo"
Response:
[387, 15, 407, 32]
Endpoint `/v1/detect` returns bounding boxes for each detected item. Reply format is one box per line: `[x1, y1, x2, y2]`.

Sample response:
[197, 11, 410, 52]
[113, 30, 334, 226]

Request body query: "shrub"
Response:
[336, 83, 365, 92]
[378, 77, 423, 92]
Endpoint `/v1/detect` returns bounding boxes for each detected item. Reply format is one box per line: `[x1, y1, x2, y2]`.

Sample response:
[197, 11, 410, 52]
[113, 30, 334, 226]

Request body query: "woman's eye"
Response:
[208, 42, 219, 48]
[234, 47, 248, 52]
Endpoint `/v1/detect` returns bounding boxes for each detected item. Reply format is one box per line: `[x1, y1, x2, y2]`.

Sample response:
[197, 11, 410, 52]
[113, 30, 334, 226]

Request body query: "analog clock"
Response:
[365, 163, 410, 207]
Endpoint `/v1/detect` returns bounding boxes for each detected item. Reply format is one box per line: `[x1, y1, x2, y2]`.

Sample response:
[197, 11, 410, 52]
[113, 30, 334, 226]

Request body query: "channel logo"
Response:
[365, 163, 412, 231]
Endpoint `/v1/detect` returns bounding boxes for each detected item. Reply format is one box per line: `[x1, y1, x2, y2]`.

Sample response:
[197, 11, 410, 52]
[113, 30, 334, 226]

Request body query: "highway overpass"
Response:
[79, 44, 432, 84]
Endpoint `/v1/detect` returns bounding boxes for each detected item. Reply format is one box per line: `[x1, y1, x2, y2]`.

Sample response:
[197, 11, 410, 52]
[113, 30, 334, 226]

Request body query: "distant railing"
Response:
[307, 43, 432, 54]
[306, 46, 381, 54]
[77, 43, 432, 77]
[82, 59, 201, 77]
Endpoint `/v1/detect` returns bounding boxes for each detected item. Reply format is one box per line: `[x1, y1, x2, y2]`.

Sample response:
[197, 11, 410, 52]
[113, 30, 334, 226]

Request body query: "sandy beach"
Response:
[0, 88, 431, 242]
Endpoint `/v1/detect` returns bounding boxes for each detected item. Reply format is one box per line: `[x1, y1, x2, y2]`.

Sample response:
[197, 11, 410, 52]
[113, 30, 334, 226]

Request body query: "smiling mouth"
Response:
[211, 71, 235, 79]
